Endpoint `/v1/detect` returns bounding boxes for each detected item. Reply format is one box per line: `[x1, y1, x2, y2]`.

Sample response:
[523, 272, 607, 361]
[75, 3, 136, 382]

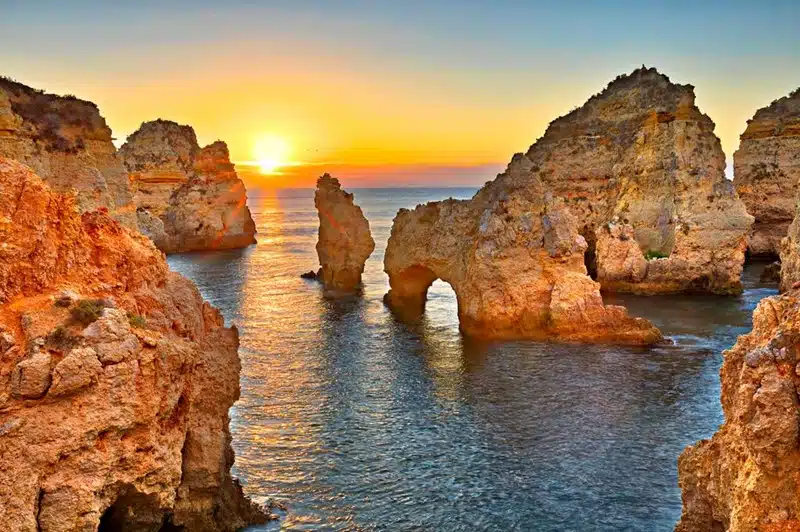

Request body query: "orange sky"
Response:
[2, 3, 799, 188]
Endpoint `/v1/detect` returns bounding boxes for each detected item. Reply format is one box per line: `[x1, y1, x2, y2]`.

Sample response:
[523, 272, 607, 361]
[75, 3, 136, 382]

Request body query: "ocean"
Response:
[166, 187, 776, 531]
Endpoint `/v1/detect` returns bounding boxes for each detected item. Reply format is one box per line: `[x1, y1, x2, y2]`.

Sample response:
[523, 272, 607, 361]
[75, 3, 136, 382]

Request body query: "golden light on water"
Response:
[253, 134, 291, 175]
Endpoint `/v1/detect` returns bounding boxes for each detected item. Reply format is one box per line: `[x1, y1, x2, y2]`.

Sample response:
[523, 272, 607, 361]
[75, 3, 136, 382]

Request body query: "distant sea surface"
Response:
[167, 188, 776, 531]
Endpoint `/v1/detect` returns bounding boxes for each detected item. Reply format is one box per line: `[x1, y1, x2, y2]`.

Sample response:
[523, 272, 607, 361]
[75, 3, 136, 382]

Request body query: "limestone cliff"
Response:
[0, 77, 137, 229]
[120, 119, 257, 253]
[0, 158, 268, 530]
[677, 286, 800, 531]
[734, 89, 800, 258]
[384, 155, 663, 344]
[313, 174, 375, 292]
[779, 201, 800, 292]
[511, 67, 751, 294]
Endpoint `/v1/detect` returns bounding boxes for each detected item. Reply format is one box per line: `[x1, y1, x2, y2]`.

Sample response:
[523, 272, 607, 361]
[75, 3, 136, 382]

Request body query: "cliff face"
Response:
[734, 89, 800, 258]
[779, 201, 800, 291]
[314, 174, 375, 293]
[384, 155, 663, 344]
[120, 120, 257, 253]
[0, 77, 137, 229]
[510, 67, 752, 294]
[0, 158, 267, 530]
[677, 287, 800, 531]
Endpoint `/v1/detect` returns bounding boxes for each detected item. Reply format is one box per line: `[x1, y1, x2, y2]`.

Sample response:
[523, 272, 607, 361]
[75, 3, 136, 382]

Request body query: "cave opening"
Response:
[98, 488, 167, 532]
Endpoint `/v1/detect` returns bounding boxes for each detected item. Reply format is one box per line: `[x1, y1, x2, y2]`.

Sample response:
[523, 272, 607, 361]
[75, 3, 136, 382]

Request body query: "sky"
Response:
[1, 0, 799, 187]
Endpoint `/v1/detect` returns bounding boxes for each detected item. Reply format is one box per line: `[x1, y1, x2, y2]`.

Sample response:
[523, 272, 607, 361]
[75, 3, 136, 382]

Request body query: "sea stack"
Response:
[120, 119, 257, 253]
[0, 157, 268, 530]
[0, 77, 137, 229]
[511, 67, 752, 295]
[383, 155, 663, 344]
[734, 88, 800, 258]
[677, 285, 800, 531]
[313, 173, 375, 293]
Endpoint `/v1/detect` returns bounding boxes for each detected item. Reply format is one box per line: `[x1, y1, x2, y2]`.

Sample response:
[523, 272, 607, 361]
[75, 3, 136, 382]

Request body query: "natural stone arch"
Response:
[383, 159, 662, 345]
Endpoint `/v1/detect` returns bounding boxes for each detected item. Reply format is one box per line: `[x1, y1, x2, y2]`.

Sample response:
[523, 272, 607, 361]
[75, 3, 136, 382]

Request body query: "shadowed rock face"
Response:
[779, 201, 800, 292]
[120, 119, 257, 253]
[0, 158, 268, 531]
[0, 77, 137, 228]
[384, 155, 663, 344]
[735, 89, 800, 258]
[314, 174, 375, 293]
[515, 67, 751, 295]
[677, 288, 800, 531]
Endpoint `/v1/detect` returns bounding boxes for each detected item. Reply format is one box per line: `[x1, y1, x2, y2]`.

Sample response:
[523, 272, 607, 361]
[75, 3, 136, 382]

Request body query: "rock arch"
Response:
[383, 159, 662, 345]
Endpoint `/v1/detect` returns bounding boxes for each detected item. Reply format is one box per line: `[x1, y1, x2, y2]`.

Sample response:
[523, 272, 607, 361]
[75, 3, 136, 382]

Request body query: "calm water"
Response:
[167, 188, 777, 531]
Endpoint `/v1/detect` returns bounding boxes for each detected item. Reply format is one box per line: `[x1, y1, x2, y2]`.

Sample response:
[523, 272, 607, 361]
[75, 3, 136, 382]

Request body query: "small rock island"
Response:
[311, 173, 375, 293]
[120, 119, 257, 253]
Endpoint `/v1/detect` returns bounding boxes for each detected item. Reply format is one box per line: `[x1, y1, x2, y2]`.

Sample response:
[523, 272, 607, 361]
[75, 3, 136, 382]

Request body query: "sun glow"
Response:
[253, 134, 291, 174]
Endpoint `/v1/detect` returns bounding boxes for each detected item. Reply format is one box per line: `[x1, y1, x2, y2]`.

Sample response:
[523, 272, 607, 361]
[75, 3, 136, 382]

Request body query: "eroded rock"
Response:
[383, 156, 663, 344]
[0, 157, 269, 531]
[10, 351, 52, 399]
[119, 119, 257, 253]
[517, 67, 752, 294]
[313, 173, 375, 293]
[734, 88, 800, 258]
[677, 288, 800, 531]
[0, 77, 137, 228]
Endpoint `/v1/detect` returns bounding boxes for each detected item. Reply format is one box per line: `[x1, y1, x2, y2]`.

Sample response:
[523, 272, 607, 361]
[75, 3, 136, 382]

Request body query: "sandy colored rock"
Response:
[0, 77, 137, 228]
[313, 173, 375, 292]
[676, 286, 800, 531]
[779, 200, 800, 291]
[10, 351, 52, 399]
[383, 155, 663, 344]
[506, 67, 752, 294]
[0, 157, 268, 531]
[734, 88, 800, 258]
[120, 119, 257, 253]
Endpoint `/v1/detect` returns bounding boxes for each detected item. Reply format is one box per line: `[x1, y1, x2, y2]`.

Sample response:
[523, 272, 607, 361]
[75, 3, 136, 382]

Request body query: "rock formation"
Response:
[119, 119, 257, 253]
[518, 67, 751, 294]
[0, 77, 137, 228]
[779, 201, 800, 291]
[676, 286, 800, 531]
[313, 173, 375, 292]
[0, 157, 269, 530]
[734, 88, 800, 258]
[383, 155, 663, 344]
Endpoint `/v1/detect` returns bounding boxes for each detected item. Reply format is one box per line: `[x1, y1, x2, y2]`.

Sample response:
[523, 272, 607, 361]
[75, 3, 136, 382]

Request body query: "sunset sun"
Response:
[253, 134, 290, 174]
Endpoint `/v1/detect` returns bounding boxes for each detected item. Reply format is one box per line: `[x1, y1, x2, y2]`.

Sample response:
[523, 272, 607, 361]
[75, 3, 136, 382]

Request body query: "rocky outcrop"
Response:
[676, 286, 800, 531]
[779, 201, 800, 291]
[519, 67, 751, 294]
[0, 77, 137, 229]
[384, 155, 663, 344]
[313, 174, 375, 292]
[120, 119, 257, 253]
[0, 158, 269, 530]
[734, 89, 800, 258]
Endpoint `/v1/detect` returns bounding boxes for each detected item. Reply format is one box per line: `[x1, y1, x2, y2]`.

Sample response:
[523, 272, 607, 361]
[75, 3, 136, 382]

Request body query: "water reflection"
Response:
[166, 188, 778, 531]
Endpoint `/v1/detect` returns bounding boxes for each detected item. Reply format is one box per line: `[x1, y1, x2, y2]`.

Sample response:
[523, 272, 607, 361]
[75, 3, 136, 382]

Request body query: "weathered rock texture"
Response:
[0, 77, 137, 228]
[120, 119, 257, 253]
[522, 67, 751, 294]
[677, 287, 800, 531]
[384, 155, 663, 344]
[0, 157, 268, 531]
[313, 174, 375, 292]
[734, 89, 800, 258]
[779, 201, 800, 292]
